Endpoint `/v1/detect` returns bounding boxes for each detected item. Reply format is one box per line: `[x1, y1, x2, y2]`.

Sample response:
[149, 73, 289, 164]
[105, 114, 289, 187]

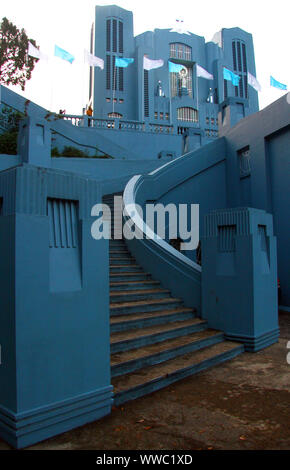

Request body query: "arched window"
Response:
[177, 107, 198, 123]
[169, 43, 192, 61]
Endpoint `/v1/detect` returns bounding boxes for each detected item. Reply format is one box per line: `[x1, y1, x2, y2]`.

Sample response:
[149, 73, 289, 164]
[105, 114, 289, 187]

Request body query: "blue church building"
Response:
[0, 4, 288, 450]
[90, 5, 259, 153]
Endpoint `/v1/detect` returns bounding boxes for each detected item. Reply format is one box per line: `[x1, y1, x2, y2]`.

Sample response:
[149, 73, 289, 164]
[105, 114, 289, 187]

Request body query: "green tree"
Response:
[0, 17, 38, 90]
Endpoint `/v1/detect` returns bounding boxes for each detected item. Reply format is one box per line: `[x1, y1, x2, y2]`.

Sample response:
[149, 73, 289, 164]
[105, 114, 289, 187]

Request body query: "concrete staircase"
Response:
[103, 194, 244, 406]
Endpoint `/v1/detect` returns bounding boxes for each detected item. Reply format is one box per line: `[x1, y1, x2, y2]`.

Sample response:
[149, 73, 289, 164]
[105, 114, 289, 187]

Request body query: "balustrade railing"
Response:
[59, 115, 174, 135]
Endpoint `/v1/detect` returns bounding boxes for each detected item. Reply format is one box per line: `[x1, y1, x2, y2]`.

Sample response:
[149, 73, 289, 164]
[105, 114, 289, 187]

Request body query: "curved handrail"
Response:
[122, 138, 227, 311]
[123, 175, 201, 274]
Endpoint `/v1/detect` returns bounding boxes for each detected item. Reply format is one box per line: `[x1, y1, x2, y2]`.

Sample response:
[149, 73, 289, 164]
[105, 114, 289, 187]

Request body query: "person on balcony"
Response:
[86, 105, 93, 127]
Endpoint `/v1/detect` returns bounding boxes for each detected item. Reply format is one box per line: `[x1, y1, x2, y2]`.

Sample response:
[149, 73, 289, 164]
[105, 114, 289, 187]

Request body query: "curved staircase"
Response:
[103, 194, 244, 406]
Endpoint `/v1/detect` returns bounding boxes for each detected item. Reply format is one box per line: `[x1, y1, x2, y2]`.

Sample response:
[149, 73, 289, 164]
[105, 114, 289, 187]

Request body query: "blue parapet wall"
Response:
[0, 164, 112, 448]
[221, 93, 290, 307]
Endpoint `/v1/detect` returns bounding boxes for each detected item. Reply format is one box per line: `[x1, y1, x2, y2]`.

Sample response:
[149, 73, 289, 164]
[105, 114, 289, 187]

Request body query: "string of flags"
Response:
[27, 41, 288, 94]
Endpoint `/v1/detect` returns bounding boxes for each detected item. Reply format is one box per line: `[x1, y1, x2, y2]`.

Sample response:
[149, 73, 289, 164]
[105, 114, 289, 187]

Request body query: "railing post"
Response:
[17, 117, 51, 168]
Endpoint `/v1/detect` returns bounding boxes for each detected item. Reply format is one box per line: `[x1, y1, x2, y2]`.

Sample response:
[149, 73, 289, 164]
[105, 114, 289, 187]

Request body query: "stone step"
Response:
[110, 297, 183, 316]
[110, 288, 171, 303]
[110, 272, 152, 282]
[111, 318, 207, 354]
[110, 265, 144, 273]
[110, 306, 195, 333]
[110, 257, 136, 266]
[112, 341, 244, 405]
[110, 280, 161, 292]
[110, 251, 130, 257]
[111, 330, 224, 377]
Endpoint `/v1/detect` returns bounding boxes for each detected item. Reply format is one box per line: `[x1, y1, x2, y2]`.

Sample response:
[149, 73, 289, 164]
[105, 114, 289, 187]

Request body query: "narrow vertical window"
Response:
[224, 79, 228, 99]
[106, 55, 111, 90]
[144, 70, 149, 117]
[119, 66, 124, 91]
[232, 42, 237, 71]
[112, 19, 117, 53]
[112, 55, 117, 91]
[119, 21, 123, 53]
[237, 42, 242, 72]
[106, 20, 111, 52]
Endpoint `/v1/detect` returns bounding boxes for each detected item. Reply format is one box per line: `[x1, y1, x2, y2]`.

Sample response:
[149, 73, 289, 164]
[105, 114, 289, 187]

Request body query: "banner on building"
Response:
[115, 57, 134, 68]
[143, 56, 164, 71]
[168, 61, 186, 73]
[223, 67, 240, 86]
[196, 64, 213, 80]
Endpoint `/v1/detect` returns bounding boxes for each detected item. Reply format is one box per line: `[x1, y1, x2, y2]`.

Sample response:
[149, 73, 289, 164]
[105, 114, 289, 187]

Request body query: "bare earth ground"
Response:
[0, 311, 289, 451]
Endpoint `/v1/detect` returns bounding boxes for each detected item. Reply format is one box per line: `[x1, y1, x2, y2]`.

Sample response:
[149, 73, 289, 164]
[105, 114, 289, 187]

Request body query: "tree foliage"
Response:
[0, 17, 38, 90]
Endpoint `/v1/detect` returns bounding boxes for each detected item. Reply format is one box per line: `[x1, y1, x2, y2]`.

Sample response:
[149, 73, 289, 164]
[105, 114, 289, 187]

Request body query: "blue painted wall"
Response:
[0, 164, 113, 448]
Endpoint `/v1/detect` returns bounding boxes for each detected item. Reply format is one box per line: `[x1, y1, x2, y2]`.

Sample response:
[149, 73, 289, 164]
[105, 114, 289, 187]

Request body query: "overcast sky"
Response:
[2, 0, 289, 114]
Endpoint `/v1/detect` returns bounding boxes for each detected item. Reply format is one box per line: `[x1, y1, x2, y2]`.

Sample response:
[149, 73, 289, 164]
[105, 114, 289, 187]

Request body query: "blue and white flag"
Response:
[115, 57, 134, 68]
[54, 45, 75, 64]
[223, 67, 240, 87]
[168, 61, 185, 73]
[270, 76, 287, 91]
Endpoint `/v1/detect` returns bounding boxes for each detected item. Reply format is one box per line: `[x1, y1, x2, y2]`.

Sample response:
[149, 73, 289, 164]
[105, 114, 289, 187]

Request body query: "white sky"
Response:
[2, 0, 289, 114]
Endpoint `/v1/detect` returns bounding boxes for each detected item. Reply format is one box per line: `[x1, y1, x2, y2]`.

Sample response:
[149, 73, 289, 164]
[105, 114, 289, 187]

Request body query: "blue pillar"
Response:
[17, 117, 52, 167]
[202, 207, 279, 352]
[0, 165, 112, 448]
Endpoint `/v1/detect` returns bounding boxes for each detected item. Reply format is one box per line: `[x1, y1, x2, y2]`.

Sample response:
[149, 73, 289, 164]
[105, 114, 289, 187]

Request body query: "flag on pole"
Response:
[168, 61, 185, 73]
[270, 76, 287, 91]
[115, 57, 134, 68]
[196, 64, 213, 80]
[54, 45, 75, 64]
[247, 72, 262, 92]
[223, 67, 240, 86]
[84, 50, 104, 69]
[28, 42, 48, 61]
[143, 56, 164, 71]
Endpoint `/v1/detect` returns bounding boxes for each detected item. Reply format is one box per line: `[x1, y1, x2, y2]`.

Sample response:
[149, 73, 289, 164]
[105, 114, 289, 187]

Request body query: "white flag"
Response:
[248, 72, 262, 92]
[143, 56, 164, 71]
[84, 50, 104, 70]
[196, 64, 213, 80]
[28, 42, 48, 61]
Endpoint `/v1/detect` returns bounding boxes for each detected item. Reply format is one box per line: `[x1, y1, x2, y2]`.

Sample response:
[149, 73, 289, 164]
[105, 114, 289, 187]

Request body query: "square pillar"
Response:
[0, 165, 112, 448]
[202, 207, 279, 352]
[17, 117, 52, 168]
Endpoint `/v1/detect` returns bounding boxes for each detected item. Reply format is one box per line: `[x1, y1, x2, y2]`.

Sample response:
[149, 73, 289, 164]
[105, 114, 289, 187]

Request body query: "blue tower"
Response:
[90, 4, 259, 149]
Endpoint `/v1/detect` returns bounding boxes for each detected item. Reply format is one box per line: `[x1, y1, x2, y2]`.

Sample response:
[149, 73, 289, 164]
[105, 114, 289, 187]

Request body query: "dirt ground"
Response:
[0, 311, 289, 451]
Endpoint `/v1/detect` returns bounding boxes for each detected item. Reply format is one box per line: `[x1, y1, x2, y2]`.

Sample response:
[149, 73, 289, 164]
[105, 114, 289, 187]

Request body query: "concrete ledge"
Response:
[225, 328, 280, 352]
[0, 386, 113, 449]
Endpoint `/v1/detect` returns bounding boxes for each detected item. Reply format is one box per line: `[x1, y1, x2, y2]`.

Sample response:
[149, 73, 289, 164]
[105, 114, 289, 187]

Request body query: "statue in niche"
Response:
[179, 68, 188, 88]
[157, 80, 165, 97]
[179, 67, 188, 96]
